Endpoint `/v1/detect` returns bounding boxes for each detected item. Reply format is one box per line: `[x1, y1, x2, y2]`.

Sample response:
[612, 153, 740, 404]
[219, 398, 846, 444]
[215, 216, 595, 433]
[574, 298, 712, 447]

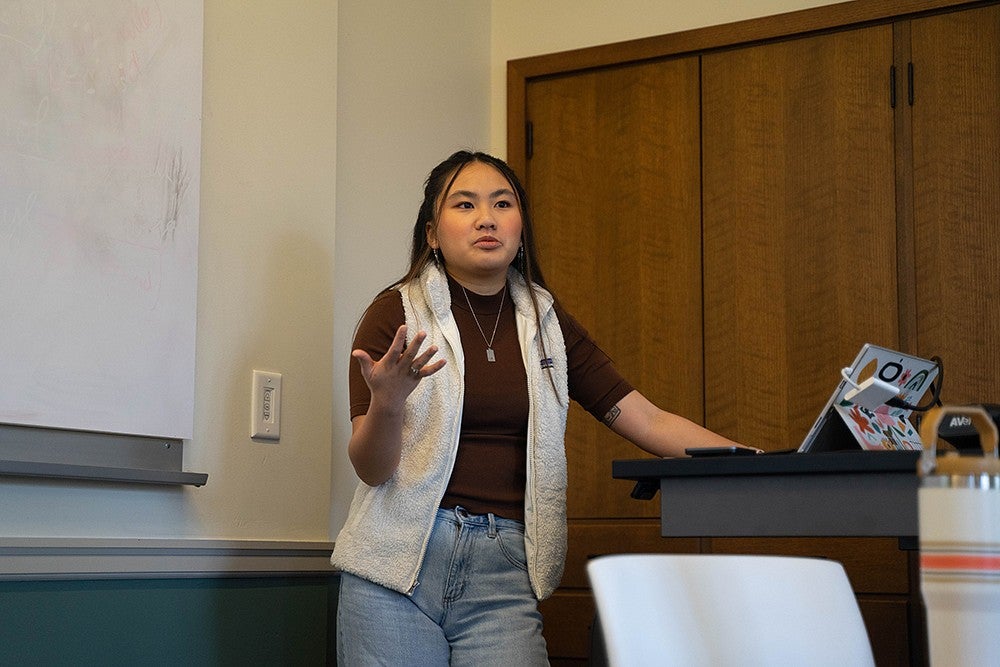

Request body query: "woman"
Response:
[333, 150, 750, 665]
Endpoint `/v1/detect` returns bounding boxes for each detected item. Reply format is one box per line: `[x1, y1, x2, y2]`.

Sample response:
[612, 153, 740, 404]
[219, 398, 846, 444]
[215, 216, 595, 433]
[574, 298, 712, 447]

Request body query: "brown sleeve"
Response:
[348, 290, 405, 420]
[556, 303, 635, 422]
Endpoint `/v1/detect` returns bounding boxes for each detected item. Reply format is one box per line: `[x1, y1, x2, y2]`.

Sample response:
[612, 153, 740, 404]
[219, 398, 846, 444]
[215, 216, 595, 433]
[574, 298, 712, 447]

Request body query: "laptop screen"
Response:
[798, 344, 940, 452]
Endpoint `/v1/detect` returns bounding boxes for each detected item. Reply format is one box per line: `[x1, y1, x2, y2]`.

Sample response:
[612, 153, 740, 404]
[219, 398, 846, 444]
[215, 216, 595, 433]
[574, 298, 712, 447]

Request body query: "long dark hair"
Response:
[391, 150, 548, 292]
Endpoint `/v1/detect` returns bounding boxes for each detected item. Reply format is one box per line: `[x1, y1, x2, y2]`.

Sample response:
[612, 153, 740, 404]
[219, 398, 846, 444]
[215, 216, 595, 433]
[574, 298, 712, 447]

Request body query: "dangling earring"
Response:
[517, 244, 525, 274]
[433, 247, 441, 264]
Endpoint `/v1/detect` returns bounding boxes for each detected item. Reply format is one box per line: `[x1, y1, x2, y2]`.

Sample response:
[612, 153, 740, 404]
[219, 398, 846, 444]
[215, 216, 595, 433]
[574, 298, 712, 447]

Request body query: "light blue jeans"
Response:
[337, 506, 550, 666]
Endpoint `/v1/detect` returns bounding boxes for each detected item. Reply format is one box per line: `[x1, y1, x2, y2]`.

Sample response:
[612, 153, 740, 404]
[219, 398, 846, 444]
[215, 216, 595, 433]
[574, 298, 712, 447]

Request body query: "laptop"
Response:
[798, 344, 941, 453]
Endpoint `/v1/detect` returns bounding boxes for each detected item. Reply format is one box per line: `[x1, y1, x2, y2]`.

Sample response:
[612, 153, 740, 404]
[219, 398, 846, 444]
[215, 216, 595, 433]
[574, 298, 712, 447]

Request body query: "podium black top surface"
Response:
[613, 450, 921, 481]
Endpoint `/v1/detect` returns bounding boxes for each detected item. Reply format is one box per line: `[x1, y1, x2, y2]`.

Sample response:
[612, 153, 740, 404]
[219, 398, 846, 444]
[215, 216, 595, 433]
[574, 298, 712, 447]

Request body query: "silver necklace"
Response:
[461, 284, 505, 362]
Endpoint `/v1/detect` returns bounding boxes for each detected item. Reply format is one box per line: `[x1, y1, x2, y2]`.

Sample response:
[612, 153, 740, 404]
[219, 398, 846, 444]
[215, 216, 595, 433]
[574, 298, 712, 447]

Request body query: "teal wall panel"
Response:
[0, 575, 338, 666]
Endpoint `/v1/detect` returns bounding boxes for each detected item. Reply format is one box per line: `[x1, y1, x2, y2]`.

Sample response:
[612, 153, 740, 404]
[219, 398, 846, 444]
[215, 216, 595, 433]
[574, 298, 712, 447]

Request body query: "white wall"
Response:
[188, 1, 337, 539]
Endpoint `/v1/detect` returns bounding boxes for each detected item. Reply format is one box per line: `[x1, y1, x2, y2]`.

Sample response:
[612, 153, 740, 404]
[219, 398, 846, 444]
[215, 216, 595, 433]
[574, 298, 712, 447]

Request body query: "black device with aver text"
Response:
[936, 403, 1000, 452]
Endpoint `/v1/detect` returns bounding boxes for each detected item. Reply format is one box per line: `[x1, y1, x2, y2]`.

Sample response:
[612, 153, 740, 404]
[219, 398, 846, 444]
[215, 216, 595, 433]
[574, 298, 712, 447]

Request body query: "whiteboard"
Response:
[0, 1, 202, 439]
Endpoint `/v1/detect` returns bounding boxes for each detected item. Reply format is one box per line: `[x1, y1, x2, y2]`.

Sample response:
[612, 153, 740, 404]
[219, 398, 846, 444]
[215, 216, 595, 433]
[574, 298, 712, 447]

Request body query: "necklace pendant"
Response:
[486, 348, 496, 363]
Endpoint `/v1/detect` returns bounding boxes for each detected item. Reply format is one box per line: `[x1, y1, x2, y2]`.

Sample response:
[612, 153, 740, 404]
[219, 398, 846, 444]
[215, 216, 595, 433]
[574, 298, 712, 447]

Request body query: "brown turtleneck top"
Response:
[349, 275, 633, 521]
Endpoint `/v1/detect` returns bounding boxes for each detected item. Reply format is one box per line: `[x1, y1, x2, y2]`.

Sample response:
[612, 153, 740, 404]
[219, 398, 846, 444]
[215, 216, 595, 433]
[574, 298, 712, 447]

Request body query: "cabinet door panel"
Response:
[911, 5, 1000, 404]
[702, 26, 898, 448]
[526, 57, 702, 518]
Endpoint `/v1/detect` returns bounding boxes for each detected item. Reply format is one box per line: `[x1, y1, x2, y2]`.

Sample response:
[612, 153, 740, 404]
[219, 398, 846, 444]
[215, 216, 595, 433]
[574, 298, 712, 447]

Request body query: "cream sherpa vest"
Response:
[331, 263, 569, 600]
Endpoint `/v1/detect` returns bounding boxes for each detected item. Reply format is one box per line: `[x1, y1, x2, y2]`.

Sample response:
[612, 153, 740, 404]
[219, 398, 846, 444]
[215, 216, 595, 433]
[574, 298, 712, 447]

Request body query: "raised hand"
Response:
[352, 325, 446, 406]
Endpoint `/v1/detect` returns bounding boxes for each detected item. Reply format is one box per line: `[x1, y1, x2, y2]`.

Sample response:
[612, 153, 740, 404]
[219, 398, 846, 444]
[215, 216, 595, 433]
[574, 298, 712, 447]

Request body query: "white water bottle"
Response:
[918, 405, 1000, 667]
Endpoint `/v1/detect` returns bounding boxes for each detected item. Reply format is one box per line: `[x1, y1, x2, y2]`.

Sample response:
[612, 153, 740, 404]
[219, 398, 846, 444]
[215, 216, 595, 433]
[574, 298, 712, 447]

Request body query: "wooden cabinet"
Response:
[509, 1, 999, 664]
[526, 56, 702, 520]
[908, 5, 1000, 402]
[702, 24, 899, 446]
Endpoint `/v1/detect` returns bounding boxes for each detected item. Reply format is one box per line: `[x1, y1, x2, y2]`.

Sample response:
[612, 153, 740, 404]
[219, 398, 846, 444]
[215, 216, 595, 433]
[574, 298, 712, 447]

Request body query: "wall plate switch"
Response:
[251, 370, 281, 440]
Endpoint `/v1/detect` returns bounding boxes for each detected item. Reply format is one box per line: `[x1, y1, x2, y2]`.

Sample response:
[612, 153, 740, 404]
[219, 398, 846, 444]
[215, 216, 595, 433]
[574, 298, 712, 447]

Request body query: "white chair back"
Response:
[587, 553, 875, 667]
